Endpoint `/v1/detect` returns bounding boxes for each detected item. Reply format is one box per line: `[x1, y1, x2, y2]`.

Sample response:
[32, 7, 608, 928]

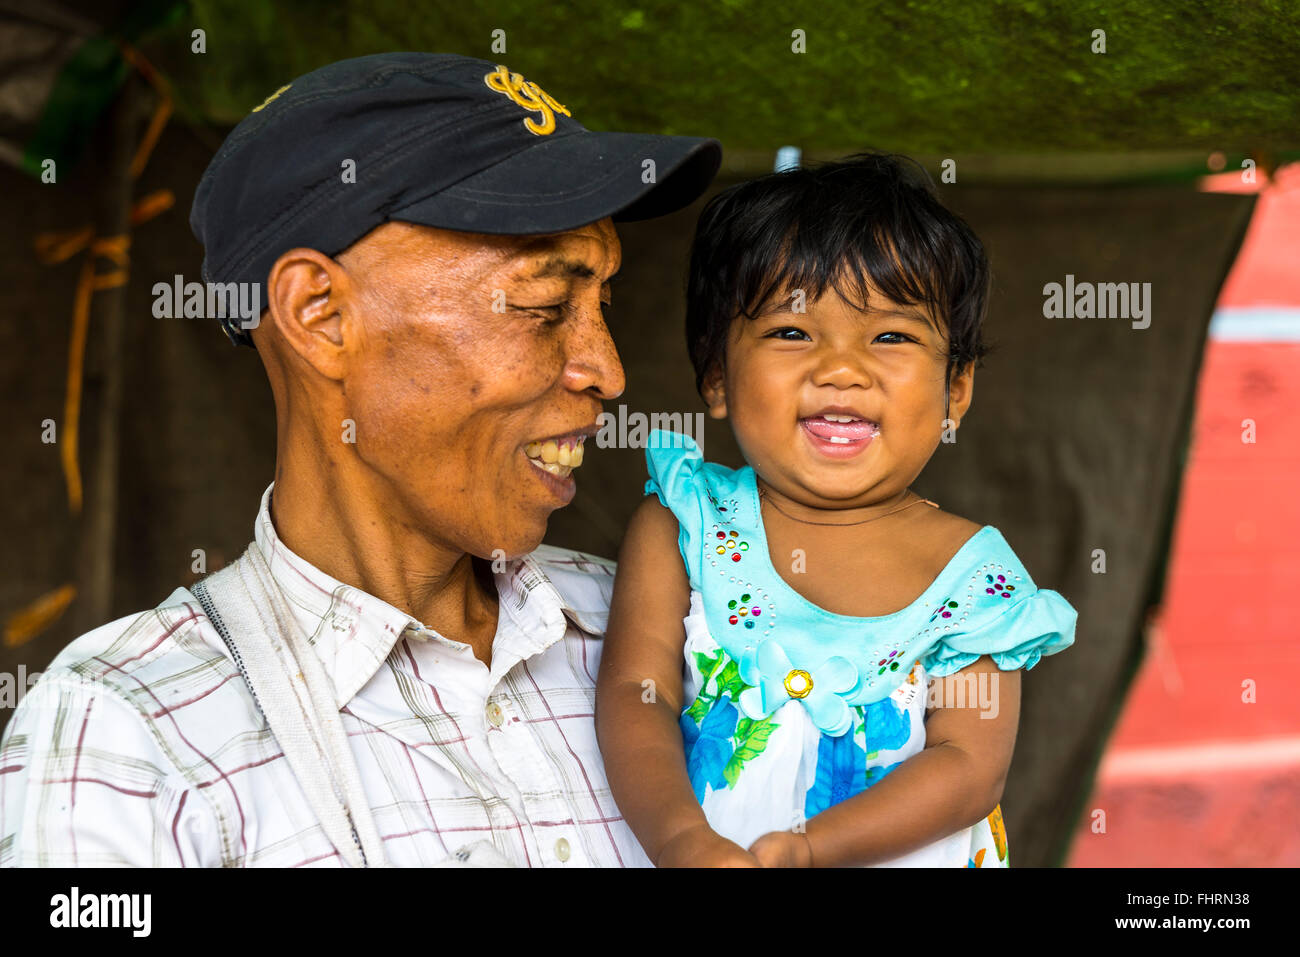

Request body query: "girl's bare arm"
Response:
[596, 496, 756, 866]
[797, 655, 1021, 866]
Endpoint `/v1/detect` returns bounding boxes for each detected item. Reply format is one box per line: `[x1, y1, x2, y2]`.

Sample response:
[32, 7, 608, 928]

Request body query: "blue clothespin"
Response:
[774, 146, 801, 172]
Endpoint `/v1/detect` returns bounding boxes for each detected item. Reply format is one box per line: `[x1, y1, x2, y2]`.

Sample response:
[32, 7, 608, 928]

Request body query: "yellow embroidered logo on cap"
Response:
[483, 65, 571, 136]
[251, 83, 291, 113]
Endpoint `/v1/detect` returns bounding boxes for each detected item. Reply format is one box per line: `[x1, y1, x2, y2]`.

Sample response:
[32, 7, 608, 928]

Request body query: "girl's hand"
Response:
[656, 823, 760, 867]
[749, 830, 814, 867]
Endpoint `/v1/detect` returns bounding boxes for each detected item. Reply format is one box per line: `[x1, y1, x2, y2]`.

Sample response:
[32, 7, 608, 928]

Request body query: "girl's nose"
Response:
[809, 346, 873, 391]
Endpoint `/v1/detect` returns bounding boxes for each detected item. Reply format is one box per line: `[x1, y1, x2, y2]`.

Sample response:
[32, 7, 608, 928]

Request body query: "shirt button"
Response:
[486, 702, 504, 727]
[554, 838, 571, 862]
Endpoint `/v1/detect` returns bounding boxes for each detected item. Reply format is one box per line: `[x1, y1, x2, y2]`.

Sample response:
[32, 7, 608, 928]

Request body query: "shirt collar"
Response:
[251, 483, 600, 708]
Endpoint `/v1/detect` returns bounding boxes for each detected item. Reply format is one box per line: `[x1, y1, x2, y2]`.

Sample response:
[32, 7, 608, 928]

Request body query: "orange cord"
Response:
[6, 43, 177, 647]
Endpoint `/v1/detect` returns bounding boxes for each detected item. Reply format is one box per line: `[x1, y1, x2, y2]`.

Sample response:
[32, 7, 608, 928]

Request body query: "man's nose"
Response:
[561, 305, 626, 400]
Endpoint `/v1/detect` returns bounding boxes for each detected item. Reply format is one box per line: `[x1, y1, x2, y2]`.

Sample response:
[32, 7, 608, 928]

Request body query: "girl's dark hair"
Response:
[684, 151, 991, 413]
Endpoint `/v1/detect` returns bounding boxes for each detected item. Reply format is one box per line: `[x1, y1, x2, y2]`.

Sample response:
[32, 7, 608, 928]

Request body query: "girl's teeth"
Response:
[829, 436, 850, 444]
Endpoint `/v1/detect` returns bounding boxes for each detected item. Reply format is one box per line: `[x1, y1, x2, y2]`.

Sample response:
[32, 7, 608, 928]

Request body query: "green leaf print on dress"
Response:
[723, 715, 779, 787]
[681, 648, 780, 794]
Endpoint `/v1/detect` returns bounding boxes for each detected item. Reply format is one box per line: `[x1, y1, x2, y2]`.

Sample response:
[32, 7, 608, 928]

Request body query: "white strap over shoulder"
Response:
[193, 543, 388, 868]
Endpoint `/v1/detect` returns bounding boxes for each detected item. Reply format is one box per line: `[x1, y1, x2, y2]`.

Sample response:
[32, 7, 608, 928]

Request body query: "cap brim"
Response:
[389, 130, 722, 235]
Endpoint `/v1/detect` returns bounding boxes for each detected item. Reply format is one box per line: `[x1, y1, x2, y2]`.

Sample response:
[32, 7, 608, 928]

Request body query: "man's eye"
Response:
[519, 304, 566, 321]
[764, 327, 811, 341]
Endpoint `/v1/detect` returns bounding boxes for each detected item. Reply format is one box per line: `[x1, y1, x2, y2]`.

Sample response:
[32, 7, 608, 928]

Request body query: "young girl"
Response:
[595, 152, 1077, 868]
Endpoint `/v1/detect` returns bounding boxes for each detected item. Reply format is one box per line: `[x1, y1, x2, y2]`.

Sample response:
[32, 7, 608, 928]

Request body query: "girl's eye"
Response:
[764, 327, 811, 341]
[875, 331, 914, 344]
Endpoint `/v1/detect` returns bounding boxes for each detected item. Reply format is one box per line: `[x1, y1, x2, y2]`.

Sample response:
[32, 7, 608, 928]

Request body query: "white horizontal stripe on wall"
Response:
[1208, 307, 1300, 341]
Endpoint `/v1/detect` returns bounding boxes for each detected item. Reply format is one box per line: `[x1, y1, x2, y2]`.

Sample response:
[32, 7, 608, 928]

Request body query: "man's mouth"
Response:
[524, 434, 587, 479]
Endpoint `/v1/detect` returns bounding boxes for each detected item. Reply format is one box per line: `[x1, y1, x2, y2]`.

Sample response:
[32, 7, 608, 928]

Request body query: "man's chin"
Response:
[475, 524, 549, 565]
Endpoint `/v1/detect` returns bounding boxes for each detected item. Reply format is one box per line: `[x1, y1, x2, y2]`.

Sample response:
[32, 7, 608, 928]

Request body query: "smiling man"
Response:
[0, 53, 719, 867]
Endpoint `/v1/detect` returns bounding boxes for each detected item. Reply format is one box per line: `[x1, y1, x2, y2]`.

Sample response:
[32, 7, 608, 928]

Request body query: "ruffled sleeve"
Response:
[920, 586, 1077, 678]
[644, 429, 709, 589]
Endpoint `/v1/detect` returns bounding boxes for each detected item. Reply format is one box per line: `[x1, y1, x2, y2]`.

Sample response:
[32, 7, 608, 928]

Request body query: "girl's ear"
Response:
[947, 360, 975, 427]
[700, 365, 728, 419]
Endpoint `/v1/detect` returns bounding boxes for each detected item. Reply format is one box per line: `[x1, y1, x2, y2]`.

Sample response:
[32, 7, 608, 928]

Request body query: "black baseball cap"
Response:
[190, 52, 723, 346]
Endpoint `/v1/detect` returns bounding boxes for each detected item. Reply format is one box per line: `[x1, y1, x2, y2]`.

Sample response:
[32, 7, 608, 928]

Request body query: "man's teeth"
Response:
[524, 438, 585, 476]
[529, 459, 572, 477]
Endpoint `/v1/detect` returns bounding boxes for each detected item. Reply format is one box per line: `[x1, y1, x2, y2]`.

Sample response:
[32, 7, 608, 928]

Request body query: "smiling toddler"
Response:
[595, 152, 1077, 867]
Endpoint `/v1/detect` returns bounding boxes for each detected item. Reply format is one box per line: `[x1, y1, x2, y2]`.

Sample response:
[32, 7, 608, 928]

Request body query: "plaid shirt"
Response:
[0, 485, 651, 868]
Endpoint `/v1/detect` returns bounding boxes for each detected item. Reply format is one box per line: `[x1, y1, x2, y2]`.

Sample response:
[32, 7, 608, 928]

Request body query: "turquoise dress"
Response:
[645, 429, 1077, 867]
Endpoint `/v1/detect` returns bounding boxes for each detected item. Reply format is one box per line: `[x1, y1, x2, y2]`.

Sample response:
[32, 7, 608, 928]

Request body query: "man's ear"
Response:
[264, 248, 353, 380]
[701, 364, 728, 420]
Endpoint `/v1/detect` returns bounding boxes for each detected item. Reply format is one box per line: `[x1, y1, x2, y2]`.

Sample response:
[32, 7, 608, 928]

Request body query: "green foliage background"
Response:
[138, 0, 1300, 154]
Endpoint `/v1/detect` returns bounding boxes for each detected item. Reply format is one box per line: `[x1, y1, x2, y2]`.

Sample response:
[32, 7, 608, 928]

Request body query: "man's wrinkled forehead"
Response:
[504, 220, 621, 280]
[337, 218, 620, 282]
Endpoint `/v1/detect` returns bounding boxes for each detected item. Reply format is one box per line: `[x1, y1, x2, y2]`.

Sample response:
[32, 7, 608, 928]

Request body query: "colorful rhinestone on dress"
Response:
[929, 598, 959, 622]
[708, 529, 749, 562]
[985, 573, 1015, 598]
[706, 488, 737, 514]
[877, 649, 902, 675]
[725, 592, 763, 627]
[705, 499, 743, 578]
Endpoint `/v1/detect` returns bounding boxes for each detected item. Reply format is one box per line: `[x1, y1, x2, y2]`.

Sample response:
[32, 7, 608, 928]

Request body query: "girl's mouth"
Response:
[800, 414, 879, 458]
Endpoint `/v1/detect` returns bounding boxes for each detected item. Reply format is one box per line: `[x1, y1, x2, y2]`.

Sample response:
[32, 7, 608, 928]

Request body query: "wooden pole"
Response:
[70, 71, 147, 637]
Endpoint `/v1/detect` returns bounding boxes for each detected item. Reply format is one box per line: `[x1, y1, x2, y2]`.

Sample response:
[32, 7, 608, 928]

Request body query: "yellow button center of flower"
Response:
[784, 668, 813, 699]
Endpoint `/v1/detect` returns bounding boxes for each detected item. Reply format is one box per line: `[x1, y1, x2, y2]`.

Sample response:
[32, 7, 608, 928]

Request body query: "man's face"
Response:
[334, 217, 624, 558]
